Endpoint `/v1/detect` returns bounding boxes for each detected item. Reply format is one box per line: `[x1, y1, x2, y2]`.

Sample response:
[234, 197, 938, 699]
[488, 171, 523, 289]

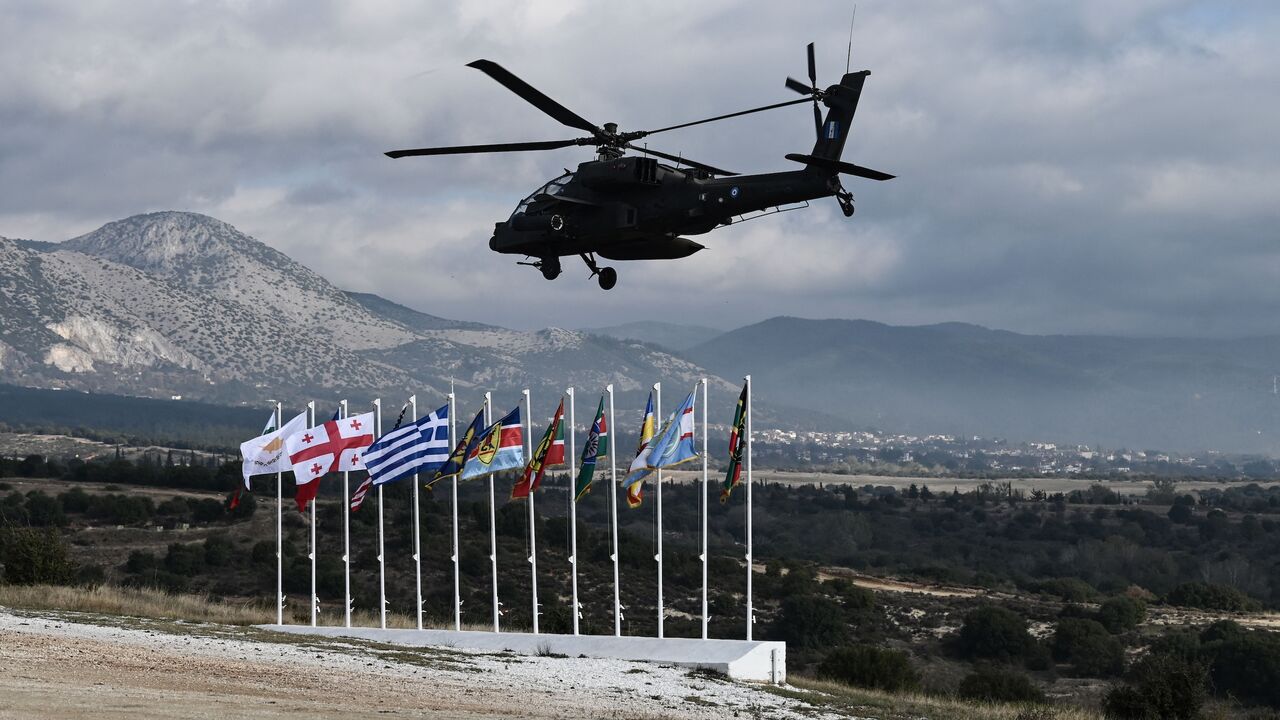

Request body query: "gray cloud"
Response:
[1, 0, 1277, 336]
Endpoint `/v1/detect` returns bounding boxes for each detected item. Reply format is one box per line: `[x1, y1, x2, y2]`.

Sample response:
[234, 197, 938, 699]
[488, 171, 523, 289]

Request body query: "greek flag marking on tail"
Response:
[363, 403, 451, 486]
[825, 120, 839, 140]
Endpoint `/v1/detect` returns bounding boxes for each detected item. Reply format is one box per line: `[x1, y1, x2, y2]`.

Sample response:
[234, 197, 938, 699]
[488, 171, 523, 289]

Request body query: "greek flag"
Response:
[364, 402, 451, 486]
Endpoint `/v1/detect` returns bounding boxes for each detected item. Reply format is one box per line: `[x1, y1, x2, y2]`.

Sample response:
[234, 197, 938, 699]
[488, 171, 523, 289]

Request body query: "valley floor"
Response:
[0, 609, 842, 720]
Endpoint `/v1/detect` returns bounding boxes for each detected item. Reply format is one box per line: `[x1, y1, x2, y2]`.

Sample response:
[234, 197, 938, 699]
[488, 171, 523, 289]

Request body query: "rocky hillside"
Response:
[0, 212, 724, 411]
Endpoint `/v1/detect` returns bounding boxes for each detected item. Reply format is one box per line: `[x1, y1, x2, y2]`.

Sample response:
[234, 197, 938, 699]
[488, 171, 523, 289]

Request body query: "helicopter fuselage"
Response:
[489, 156, 833, 262]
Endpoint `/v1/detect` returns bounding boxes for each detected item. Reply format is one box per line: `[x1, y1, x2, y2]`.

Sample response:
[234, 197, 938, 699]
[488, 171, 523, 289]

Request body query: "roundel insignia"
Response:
[729, 186, 740, 198]
[477, 426, 499, 465]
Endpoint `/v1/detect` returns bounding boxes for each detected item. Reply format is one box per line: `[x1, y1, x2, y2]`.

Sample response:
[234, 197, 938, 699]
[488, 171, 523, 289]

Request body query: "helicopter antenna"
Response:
[845, 4, 857, 74]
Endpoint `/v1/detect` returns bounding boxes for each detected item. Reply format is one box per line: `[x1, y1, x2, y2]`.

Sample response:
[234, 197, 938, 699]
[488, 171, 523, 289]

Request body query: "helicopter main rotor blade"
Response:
[813, 102, 823, 138]
[635, 97, 812, 139]
[785, 77, 812, 95]
[630, 144, 737, 177]
[385, 138, 584, 158]
[467, 59, 601, 135]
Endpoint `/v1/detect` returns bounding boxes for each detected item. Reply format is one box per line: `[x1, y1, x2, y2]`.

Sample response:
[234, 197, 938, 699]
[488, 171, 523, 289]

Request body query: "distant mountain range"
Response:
[4, 212, 1279, 453]
[684, 317, 1280, 454]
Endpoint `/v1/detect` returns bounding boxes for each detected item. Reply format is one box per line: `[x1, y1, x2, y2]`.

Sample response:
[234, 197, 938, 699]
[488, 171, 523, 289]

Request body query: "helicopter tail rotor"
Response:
[785, 42, 824, 140]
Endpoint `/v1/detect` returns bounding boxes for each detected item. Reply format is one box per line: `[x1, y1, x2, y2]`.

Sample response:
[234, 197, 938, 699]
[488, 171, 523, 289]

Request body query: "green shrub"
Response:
[1052, 618, 1125, 677]
[24, 491, 66, 527]
[953, 606, 1035, 664]
[771, 595, 848, 650]
[1203, 631, 1280, 707]
[1102, 653, 1207, 719]
[1097, 596, 1146, 634]
[1164, 581, 1260, 612]
[957, 668, 1044, 703]
[818, 645, 918, 692]
[0, 527, 73, 584]
[1031, 577, 1097, 603]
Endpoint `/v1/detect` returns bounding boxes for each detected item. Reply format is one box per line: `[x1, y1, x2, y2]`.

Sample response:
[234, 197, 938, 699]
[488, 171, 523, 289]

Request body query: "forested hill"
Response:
[684, 317, 1280, 453]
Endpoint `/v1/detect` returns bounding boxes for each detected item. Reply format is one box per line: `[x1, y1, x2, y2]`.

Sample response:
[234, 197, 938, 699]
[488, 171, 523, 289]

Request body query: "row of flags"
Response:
[239, 381, 750, 512]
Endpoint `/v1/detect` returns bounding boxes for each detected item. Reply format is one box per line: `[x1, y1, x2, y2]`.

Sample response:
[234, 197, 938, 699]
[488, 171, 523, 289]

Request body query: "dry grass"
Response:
[0, 584, 276, 625]
[772, 676, 1103, 720]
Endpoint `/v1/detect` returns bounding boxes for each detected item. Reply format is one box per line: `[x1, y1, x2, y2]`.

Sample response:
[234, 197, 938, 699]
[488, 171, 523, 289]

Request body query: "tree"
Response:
[818, 645, 918, 692]
[771, 595, 848, 650]
[1164, 582, 1260, 612]
[1145, 478, 1179, 505]
[1103, 654, 1207, 720]
[953, 606, 1035, 664]
[957, 668, 1044, 703]
[1052, 618, 1125, 677]
[1096, 596, 1146, 634]
[0, 527, 72, 584]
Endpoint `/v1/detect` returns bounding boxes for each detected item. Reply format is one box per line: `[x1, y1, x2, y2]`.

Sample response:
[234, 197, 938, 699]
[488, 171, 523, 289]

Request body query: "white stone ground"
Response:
[0, 609, 856, 719]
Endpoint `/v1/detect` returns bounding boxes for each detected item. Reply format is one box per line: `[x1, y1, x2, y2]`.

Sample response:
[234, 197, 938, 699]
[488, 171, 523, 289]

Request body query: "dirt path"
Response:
[0, 610, 844, 720]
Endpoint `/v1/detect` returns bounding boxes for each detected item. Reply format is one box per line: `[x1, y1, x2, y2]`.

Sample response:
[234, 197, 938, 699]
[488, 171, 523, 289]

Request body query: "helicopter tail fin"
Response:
[809, 71, 869, 162]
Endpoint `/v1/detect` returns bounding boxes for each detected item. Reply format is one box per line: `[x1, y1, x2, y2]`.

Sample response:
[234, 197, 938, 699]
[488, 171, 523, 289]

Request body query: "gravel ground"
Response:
[0, 609, 846, 719]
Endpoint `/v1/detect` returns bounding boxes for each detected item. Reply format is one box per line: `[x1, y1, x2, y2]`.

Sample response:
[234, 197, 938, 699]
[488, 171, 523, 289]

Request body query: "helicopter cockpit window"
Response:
[511, 171, 574, 218]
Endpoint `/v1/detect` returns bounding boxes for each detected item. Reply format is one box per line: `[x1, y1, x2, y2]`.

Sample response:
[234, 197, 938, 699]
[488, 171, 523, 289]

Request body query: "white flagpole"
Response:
[449, 389, 461, 631]
[275, 401, 284, 625]
[607, 384, 620, 637]
[524, 388, 539, 635]
[411, 394, 423, 631]
[374, 398, 386, 630]
[567, 386, 579, 635]
[485, 392, 499, 632]
[700, 377, 709, 640]
[307, 401, 316, 628]
[341, 399, 351, 628]
[654, 382, 663, 639]
[745, 375, 753, 641]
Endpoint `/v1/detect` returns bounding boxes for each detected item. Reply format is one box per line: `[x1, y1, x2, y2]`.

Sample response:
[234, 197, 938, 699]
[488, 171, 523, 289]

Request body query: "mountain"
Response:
[0, 212, 724, 413]
[582, 321, 723, 352]
[684, 317, 1280, 453]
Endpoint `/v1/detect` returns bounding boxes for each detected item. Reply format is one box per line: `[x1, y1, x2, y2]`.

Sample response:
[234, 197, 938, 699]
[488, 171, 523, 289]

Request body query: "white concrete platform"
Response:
[259, 625, 786, 682]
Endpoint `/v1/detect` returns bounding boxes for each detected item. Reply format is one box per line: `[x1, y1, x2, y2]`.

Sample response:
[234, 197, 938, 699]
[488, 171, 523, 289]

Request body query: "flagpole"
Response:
[567, 386, 579, 636]
[607, 384, 620, 637]
[744, 374, 753, 641]
[341, 399, 351, 628]
[375, 398, 386, 630]
[700, 377, 709, 640]
[524, 388, 539, 635]
[275, 401, 284, 625]
[654, 382, 663, 639]
[449, 389, 461, 631]
[307, 401, 316, 628]
[411, 394, 423, 631]
[485, 392, 499, 633]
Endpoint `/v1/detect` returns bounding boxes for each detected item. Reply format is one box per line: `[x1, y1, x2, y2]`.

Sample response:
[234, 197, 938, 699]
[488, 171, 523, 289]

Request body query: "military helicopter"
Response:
[386, 44, 893, 290]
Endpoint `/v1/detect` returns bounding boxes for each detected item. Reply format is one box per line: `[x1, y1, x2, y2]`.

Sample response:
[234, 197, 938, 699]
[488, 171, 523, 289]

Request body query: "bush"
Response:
[0, 527, 73, 584]
[1164, 581, 1260, 612]
[1203, 630, 1280, 707]
[24, 491, 67, 527]
[1103, 653, 1207, 719]
[1097, 596, 1146, 634]
[1030, 577, 1097, 603]
[1052, 618, 1125, 677]
[771, 595, 848, 650]
[818, 645, 919, 692]
[957, 668, 1044, 703]
[58, 487, 92, 514]
[953, 606, 1035, 664]
[251, 540, 275, 567]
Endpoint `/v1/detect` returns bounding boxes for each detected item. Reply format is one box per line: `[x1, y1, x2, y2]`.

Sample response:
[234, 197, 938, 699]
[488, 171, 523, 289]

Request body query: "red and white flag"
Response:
[285, 412, 375, 512]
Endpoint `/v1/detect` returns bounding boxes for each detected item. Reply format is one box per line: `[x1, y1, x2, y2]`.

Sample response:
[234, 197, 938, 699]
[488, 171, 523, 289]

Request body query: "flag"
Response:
[545, 411, 566, 467]
[240, 410, 308, 489]
[624, 392, 656, 508]
[363, 402, 451, 486]
[460, 405, 524, 481]
[574, 395, 609, 502]
[512, 398, 564, 500]
[645, 388, 698, 470]
[721, 382, 748, 503]
[350, 475, 373, 511]
[285, 412, 376, 512]
[429, 406, 486, 487]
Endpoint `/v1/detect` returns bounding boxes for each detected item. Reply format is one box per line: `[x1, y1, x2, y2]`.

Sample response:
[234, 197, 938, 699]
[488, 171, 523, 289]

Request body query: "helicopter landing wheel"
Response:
[597, 266, 617, 290]
[540, 257, 561, 280]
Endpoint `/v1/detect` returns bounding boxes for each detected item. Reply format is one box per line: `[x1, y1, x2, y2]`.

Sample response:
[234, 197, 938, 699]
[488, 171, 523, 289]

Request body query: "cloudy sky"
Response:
[2, 1, 1277, 336]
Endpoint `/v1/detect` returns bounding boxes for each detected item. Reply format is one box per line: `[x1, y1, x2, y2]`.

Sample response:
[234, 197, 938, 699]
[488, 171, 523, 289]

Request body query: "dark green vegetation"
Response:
[5, 454, 1280, 717]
